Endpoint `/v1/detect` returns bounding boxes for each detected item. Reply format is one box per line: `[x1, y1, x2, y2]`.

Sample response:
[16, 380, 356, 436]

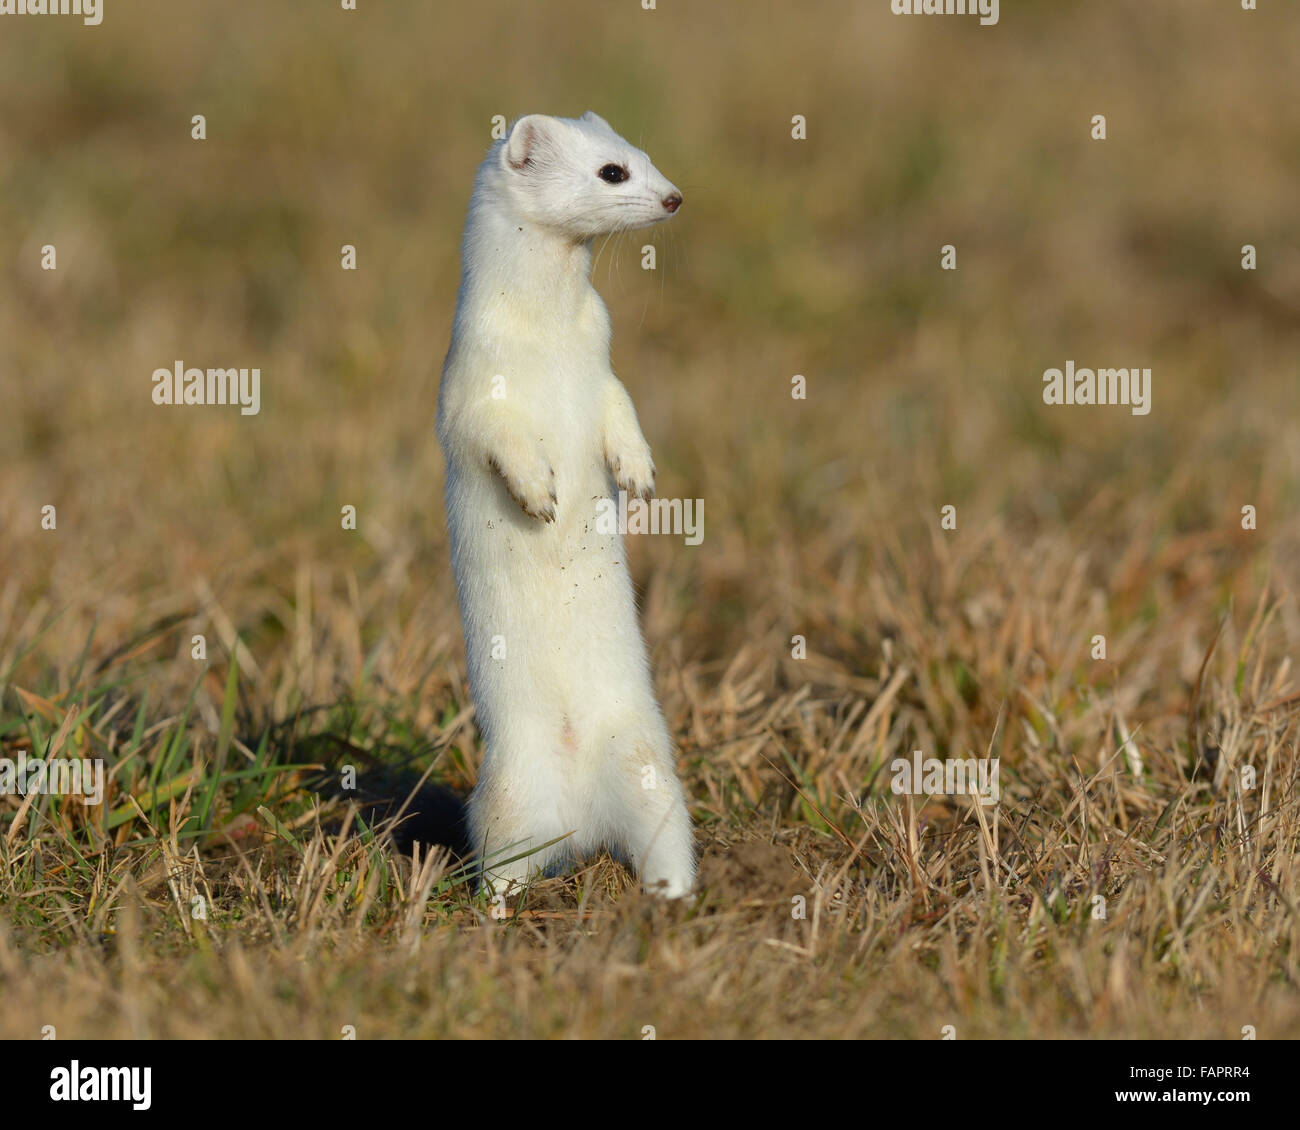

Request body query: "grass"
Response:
[2, 0, 1300, 1038]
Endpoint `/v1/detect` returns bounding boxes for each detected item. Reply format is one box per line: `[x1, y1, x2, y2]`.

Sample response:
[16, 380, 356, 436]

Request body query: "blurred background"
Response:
[0, 0, 1297, 754]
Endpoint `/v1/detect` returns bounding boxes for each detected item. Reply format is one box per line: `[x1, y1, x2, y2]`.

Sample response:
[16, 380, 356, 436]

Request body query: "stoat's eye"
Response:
[598, 164, 629, 184]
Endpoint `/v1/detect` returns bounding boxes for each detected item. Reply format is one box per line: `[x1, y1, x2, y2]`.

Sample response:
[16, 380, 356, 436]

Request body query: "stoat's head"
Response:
[497, 111, 682, 239]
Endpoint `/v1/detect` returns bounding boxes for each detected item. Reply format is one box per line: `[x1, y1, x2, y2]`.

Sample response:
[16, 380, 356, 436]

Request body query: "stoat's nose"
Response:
[662, 192, 682, 214]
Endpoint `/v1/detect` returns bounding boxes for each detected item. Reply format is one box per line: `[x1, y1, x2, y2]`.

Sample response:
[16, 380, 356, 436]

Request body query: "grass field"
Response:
[2, 0, 1299, 1039]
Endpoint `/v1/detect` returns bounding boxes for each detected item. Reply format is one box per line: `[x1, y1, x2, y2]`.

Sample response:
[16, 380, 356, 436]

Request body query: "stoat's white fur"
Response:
[436, 111, 695, 898]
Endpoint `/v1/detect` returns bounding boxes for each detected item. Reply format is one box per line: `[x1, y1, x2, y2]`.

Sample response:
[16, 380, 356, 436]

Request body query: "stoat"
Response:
[436, 111, 695, 898]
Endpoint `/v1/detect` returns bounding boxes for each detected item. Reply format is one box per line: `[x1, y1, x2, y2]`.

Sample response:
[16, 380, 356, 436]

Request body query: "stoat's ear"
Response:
[504, 114, 550, 171]
[581, 110, 612, 132]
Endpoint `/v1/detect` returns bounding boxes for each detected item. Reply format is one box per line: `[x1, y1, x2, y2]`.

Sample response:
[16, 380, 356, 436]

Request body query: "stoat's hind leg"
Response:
[467, 747, 574, 899]
[596, 735, 695, 899]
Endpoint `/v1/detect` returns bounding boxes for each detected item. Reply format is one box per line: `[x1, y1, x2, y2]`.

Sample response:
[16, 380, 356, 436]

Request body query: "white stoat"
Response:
[436, 111, 695, 898]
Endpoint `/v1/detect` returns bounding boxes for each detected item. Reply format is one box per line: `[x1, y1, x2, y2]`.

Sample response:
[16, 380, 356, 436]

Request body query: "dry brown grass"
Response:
[2, 0, 1299, 1038]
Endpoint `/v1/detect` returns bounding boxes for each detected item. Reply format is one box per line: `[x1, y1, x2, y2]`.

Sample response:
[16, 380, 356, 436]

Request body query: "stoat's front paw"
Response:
[611, 442, 656, 501]
[487, 446, 557, 522]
